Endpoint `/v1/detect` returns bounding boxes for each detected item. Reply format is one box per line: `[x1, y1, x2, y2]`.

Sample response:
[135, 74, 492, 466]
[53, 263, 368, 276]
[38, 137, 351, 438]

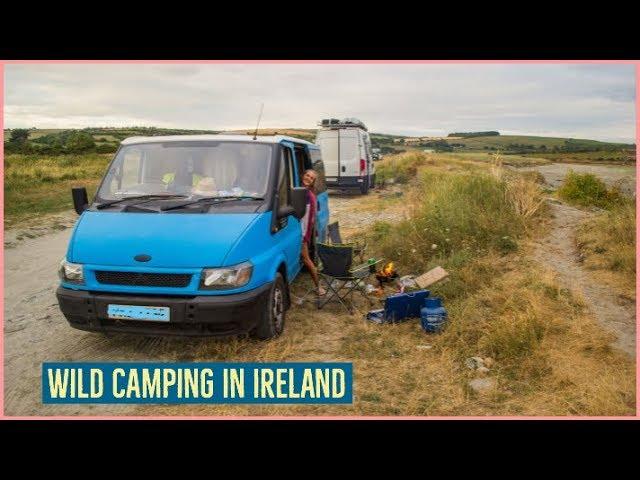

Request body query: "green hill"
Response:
[444, 134, 633, 152]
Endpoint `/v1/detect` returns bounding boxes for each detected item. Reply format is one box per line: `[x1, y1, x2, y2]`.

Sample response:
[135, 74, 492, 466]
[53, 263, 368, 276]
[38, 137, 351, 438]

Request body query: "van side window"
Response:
[309, 149, 327, 193]
[294, 146, 312, 184]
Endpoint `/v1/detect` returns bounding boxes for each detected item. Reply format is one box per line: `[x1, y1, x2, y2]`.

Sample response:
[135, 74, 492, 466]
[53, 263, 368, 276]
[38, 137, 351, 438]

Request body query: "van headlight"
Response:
[200, 262, 253, 290]
[58, 258, 85, 284]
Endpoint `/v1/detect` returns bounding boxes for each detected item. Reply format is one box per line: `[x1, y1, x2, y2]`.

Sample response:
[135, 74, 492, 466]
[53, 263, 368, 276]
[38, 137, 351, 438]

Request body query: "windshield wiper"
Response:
[161, 196, 265, 212]
[96, 194, 188, 210]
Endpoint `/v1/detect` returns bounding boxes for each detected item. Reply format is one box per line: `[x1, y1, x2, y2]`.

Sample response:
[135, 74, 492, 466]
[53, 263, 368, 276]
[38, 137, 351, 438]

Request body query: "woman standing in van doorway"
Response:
[300, 169, 326, 296]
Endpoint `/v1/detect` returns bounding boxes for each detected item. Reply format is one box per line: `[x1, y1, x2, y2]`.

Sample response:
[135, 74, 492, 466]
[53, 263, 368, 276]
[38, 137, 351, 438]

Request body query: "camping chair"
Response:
[316, 243, 379, 314]
[326, 221, 367, 263]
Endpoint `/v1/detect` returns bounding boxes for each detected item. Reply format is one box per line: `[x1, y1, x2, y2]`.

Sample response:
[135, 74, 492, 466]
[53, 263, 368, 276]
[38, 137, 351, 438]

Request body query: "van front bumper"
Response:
[56, 283, 272, 337]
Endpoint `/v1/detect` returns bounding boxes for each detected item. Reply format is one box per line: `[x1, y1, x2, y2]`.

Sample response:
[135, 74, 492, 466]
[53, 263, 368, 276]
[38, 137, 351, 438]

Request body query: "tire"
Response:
[252, 273, 287, 340]
[359, 177, 369, 195]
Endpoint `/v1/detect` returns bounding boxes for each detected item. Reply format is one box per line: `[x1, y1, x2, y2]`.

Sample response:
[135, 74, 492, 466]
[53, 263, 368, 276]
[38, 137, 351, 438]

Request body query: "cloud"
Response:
[3, 63, 636, 143]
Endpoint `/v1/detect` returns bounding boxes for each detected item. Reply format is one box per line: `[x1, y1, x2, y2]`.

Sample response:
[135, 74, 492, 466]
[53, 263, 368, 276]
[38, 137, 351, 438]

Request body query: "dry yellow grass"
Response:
[576, 201, 636, 299]
[133, 254, 634, 417]
[505, 176, 546, 221]
[131, 152, 634, 417]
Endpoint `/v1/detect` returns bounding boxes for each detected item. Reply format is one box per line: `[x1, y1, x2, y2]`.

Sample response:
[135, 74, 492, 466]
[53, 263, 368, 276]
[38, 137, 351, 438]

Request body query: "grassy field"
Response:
[137, 152, 634, 416]
[526, 150, 636, 164]
[383, 145, 635, 166]
[4, 153, 112, 227]
[20, 129, 66, 140]
[3, 148, 635, 415]
[440, 151, 552, 167]
[366, 153, 635, 414]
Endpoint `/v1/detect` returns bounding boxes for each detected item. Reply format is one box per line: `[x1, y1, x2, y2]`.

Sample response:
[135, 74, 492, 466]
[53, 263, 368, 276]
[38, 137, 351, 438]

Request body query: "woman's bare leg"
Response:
[301, 243, 325, 294]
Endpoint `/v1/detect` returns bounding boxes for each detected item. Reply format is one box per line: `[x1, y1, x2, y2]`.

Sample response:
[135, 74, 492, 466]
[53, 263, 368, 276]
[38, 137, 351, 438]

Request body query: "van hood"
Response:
[69, 211, 260, 268]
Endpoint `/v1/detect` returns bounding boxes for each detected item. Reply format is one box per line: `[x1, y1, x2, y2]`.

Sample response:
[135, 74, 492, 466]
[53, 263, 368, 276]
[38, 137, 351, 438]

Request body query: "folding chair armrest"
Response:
[350, 263, 369, 273]
[350, 258, 384, 270]
[349, 258, 384, 277]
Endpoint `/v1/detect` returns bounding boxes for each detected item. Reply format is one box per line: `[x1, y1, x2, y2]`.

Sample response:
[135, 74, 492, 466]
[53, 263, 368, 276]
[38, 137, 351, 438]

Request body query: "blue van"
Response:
[56, 135, 330, 339]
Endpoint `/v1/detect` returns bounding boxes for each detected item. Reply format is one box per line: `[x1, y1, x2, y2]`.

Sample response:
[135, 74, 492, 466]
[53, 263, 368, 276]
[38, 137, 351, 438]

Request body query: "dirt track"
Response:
[532, 200, 636, 356]
[521, 162, 636, 356]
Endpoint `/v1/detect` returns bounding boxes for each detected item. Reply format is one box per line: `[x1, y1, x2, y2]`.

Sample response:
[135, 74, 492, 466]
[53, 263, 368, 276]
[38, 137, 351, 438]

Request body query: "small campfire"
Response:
[375, 262, 399, 288]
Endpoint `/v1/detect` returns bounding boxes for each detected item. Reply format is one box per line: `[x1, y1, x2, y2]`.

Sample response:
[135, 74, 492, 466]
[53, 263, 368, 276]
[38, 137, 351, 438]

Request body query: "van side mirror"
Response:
[290, 187, 307, 219]
[276, 188, 307, 220]
[277, 205, 295, 219]
[72, 187, 89, 214]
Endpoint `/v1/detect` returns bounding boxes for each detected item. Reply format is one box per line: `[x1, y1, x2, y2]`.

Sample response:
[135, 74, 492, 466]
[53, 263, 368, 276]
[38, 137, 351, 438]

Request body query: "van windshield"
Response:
[96, 141, 273, 202]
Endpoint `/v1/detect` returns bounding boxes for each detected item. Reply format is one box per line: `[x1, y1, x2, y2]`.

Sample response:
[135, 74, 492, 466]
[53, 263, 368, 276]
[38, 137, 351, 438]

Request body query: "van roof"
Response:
[120, 134, 317, 146]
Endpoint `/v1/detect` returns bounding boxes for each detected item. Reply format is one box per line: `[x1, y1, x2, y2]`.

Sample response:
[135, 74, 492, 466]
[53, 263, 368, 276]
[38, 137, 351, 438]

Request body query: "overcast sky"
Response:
[3, 63, 636, 143]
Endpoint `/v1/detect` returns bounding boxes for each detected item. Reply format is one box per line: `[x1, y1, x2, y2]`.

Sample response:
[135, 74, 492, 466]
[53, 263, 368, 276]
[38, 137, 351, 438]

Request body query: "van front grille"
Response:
[95, 271, 192, 288]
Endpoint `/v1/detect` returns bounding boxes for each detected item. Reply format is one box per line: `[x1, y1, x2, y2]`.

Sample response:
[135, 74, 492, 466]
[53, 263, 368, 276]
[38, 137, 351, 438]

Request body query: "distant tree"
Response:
[9, 128, 30, 145]
[448, 131, 500, 138]
[64, 131, 96, 153]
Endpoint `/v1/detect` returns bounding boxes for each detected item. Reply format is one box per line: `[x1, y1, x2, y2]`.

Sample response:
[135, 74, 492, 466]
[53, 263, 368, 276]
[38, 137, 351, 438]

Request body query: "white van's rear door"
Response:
[339, 129, 360, 177]
[316, 130, 339, 178]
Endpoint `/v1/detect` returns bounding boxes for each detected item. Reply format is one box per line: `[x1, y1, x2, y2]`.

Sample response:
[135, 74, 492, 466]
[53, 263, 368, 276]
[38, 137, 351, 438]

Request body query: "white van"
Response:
[315, 118, 375, 194]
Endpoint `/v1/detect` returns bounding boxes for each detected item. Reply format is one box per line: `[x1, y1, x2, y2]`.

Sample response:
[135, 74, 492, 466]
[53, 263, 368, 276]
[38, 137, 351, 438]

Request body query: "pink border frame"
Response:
[0, 58, 638, 420]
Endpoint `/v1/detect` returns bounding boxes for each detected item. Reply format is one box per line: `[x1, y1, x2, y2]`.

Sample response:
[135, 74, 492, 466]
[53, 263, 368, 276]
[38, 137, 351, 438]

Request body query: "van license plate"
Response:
[107, 304, 170, 322]
[326, 177, 336, 182]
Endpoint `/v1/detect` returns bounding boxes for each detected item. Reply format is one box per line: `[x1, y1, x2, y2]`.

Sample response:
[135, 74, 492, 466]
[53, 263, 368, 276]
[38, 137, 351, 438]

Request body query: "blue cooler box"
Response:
[366, 290, 430, 323]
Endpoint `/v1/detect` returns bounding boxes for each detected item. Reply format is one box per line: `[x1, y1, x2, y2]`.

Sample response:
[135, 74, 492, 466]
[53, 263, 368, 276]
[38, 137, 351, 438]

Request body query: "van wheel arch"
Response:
[251, 272, 287, 340]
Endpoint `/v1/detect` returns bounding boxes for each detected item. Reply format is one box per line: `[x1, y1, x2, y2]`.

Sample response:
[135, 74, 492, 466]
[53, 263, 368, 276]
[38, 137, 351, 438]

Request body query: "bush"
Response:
[96, 143, 118, 153]
[64, 131, 96, 153]
[505, 176, 545, 219]
[375, 170, 544, 291]
[9, 128, 30, 145]
[557, 171, 620, 208]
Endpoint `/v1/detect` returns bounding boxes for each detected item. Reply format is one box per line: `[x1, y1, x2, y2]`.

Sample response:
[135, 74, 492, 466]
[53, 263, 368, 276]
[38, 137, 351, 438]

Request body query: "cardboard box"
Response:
[415, 266, 449, 289]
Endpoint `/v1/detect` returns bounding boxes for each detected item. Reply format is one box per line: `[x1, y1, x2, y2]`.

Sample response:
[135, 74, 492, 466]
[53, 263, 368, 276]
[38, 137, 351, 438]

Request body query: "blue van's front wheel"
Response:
[252, 273, 286, 340]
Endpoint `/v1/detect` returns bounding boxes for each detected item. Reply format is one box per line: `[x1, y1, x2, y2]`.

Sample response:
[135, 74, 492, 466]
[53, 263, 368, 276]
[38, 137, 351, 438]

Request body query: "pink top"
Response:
[300, 189, 317, 244]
